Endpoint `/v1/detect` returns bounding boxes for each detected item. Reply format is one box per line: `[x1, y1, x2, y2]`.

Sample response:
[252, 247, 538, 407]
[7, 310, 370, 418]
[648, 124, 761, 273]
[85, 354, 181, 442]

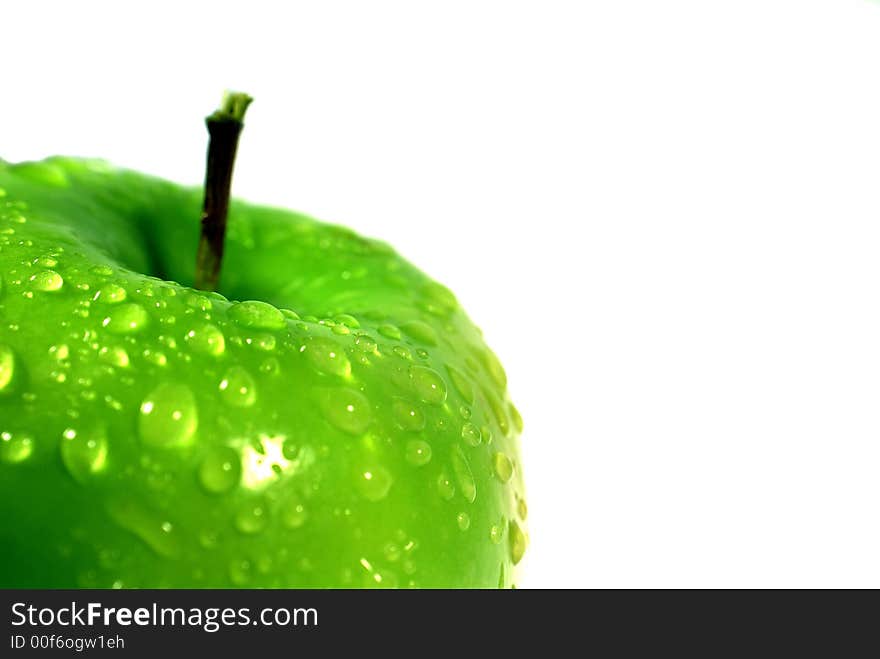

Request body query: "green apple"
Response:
[0, 104, 526, 587]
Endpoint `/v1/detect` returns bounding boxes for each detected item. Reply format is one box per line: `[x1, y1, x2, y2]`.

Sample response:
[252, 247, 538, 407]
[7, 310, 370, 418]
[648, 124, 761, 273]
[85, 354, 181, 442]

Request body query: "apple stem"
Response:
[194, 91, 253, 291]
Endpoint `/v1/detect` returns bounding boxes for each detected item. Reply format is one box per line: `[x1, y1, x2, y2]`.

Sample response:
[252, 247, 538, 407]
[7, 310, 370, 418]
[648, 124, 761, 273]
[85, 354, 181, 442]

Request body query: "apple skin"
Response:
[0, 157, 526, 588]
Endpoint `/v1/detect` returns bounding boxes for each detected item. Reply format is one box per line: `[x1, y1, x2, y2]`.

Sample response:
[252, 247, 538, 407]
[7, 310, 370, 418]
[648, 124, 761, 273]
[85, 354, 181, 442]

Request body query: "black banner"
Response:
[0, 589, 872, 653]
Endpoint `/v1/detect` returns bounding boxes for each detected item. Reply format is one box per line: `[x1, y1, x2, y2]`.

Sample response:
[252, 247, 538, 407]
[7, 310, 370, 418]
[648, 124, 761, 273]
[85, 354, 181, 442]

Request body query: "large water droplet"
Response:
[219, 366, 256, 408]
[228, 300, 286, 330]
[357, 465, 393, 501]
[0, 344, 16, 393]
[94, 283, 127, 304]
[29, 269, 63, 292]
[393, 398, 425, 431]
[102, 303, 148, 334]
[451, 446, 476, 503]
[405, 440, 432, 467]
[138, 383, 198, 447]
[184, 323, 226, 356]
[318, 388, 372, 435]
[493, 452, 514, 483]
[410, 366, 447, 405]
[60, 426, 108, 483]
[0, 431, 33, 463]
[198, 446, 242, 494]
[304, 337, 351, 377]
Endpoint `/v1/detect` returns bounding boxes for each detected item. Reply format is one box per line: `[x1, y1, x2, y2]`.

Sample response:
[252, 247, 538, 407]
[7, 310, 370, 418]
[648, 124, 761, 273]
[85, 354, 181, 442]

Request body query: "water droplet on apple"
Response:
[184, 292, 212, 312]
[0, 431, 33, 463]
[184, 323, 225, 356]
[437, 472, 455, 500]
[98, 345, 130, 368]
[0, 344, 16, 392]
[400, 320, 438, 346]
[509, 520, 527, 565]
[393, 398, 425, 431]
[250, 333, 276, 351]
[228, 300, 286, 330]
[446, 365, 474, 404]
[357, 465, 393, 501]
[29, 269, 63, 291]
[304, 337, 351, 377]
[89, 265, 113, 278]
[229, 559, 252, 585]
[488, 393, 510, 435]
[384, 543, 401, 562]
[235, 499, 268, 534]
[480, 347, 508, 391]
[142, 349, 167, 367]
[102, 303, 148, 334]
[32, 255, 58, 268]
[405, 440, 432, 466]
[319, 388, 372, 435]
[517, 496, 528, 520]
[451, 446, 476, 503]
[461, 422, 481, 447]
[94, 283, 127, 304]
[493, 452, 514, 483]
[334, 314, 360, 328]
[418, 281, 458, 317]
[106, 499, 179, 558]
[60, 426, 108, 483]
[457, 512, 471, 531]
[218, 366, 256, 407]
[410, 365, 447, 405]
[138, 383, 198, 447]
[198, 446, 242, 494]
[259, 357, 281, 376]
[199, 530, 219, 549]
[354, 335, 377, 354]
[281, 496, 308, 529]
[378, 324, 401, 340]
[509, 403, 524, 434]
[490, 523, 504, 544]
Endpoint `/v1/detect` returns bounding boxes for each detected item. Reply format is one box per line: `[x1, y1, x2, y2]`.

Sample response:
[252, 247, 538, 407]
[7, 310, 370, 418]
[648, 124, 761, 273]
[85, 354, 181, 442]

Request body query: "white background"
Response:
[4, 0, 880, 588]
